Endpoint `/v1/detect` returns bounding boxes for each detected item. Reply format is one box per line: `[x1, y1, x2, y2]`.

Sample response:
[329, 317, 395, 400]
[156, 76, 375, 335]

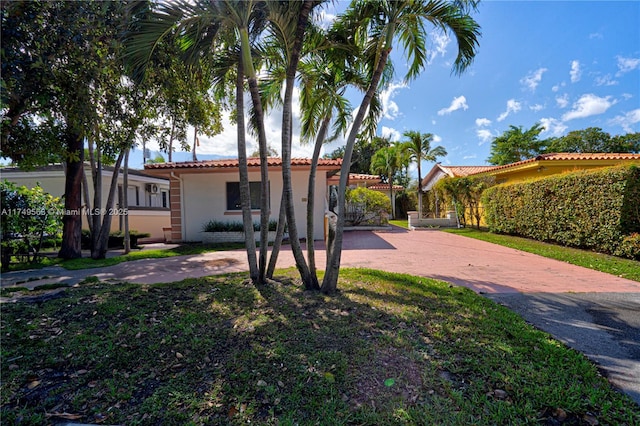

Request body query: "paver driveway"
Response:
[2, 226, 639, 404]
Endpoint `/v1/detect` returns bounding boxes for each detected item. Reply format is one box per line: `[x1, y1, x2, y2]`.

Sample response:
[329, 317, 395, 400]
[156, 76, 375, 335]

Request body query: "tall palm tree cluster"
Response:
[126, 0, 481, 293]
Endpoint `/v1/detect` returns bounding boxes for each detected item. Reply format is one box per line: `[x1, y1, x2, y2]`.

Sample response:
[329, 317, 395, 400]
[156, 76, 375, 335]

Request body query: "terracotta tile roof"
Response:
[349, 173, 381, 181]
[443, 165, 498, 177]
[469, 152, 640, 175]
[144, 157, 342, 170]
[367, 183, 405, 191]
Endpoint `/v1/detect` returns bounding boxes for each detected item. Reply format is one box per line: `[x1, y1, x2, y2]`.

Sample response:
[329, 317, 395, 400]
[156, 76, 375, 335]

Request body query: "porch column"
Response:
[169, 176, 183, 242]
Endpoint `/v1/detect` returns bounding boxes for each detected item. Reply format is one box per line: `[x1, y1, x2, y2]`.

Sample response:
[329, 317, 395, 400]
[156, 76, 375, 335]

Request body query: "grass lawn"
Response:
[389, 219, 409, 229]
[3, 243, 244, 272]
[2, 269, 638, 425]
[444, 228, 640, 282]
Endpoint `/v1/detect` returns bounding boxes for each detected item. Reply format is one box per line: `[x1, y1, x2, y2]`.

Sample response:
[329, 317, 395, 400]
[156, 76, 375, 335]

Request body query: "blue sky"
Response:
[141, 1, 640, 170]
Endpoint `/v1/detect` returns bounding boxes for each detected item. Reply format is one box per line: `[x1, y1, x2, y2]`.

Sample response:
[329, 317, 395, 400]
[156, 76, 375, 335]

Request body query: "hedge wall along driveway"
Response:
[482, 165, 640, 258]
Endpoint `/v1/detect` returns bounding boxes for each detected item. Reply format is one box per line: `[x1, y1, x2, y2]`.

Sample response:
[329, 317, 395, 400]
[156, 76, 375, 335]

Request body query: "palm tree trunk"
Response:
[279, 0, 316, 289]
[417, 162, 422, 219]
[306, 116, 330, 278]
[247, 77, 270, 284]
[389, 179, 394, 219]
[266, 193, 286, 278]
[321, 47, 392, 294]
[241, 25, 269, 284]
[236, 61, 259, 283]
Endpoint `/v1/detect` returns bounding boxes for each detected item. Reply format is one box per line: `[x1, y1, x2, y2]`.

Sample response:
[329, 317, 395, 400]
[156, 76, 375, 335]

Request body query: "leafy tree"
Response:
[434, 175, 495, 228]
[487, 123, 546, 165]
[1, 1, 133, 259]
[370, 141, 404, 219]
[1, 181, 63, 270]
[321, 0, 480, 293]
[401, 130, 447, 217]
[545, 128, 640, 154]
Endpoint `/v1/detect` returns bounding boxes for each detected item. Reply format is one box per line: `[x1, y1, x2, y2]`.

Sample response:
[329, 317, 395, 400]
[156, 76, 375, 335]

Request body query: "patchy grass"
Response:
[445, 228, 640, 282]
[2, 269, 638, 425]
[2, 243, 244, 272]
[60, 243, 245, 271]
[389, 219, 409, 229]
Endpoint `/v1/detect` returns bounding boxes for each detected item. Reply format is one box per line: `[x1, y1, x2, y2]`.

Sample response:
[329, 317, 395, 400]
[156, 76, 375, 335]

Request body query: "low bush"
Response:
[202, 219, 278, 233]
[345, 187, 391, 226]
[483, 164, 640, 258]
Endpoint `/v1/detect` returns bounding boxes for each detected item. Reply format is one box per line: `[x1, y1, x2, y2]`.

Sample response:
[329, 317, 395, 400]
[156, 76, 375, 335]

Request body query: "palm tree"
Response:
[260, 0, 319, 289]
[321, 0, 481, 294]
[402, 130, 447, 218]
[370, 141, 402, 219]
[125, 0, 270, 283]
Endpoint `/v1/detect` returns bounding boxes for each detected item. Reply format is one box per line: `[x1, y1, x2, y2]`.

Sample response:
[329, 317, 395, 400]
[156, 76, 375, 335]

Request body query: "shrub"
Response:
[202, 220, 278, 233]
[1, 181, 63, 270]
[483, 164, 640, 258]
[346, 187, 391, 226]
[107, 230, 150, 249]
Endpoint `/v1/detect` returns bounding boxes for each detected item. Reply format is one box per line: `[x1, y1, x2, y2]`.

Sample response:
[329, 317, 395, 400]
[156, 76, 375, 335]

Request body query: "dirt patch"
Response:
[349, 345, 424, 408]
[204, 258, 240, 268]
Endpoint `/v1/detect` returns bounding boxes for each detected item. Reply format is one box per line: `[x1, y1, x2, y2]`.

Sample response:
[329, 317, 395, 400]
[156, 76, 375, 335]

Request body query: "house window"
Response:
[226, 181, 268, 210]
[127, 185, 139, 206]
[161, 190, 168, 208]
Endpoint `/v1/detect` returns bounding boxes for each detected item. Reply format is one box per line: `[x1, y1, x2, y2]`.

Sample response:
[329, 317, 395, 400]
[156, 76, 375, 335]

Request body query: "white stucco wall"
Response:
[1, 167, 170, 239]
[180, 169, 328, 242]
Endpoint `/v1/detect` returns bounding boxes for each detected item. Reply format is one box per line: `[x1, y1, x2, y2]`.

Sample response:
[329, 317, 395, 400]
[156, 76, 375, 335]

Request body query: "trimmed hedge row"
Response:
[482, 165, 640, 259]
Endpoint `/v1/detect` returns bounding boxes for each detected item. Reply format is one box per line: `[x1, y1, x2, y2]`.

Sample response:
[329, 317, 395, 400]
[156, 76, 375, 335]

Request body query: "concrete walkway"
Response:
[2, 226, 639, 404]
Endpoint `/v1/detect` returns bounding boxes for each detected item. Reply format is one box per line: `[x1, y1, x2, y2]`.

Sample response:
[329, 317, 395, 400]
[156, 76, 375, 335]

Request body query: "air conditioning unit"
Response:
[146, 183, 159, 193]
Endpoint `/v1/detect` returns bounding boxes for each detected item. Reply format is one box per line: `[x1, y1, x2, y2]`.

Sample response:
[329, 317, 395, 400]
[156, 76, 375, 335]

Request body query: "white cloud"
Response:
[463, 155, 477, 160]
[539, 117, 568, 137]
[570, 60, 581, 83]
[427, 30, 451, 65]
[381, 126, 401, 142]
[380, 81, 408, 120]
[556, 94, 570, 108]
[561, 94, 615, 121]
[552, 82, 566, 92]
[529, 104, 544, 112]
[475, 118, 491, 127]
[616, 56, 640, 76]
[476, 129, 494, 145]
[194, 87, 316, 159]
[520, 68, 547, 92]
[595, 74, 618, 86]
[437, 95, 468, 115]
[432, 134, 443, 144]
[497, 99, 522, 122]
[609, 108, 640, 133]
[589, 32, 603, 40]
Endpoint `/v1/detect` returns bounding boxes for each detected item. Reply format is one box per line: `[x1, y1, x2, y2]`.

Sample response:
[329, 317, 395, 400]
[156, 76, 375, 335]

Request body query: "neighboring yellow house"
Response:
[470, 153, 640, 184]
[420, 152, 640, 227]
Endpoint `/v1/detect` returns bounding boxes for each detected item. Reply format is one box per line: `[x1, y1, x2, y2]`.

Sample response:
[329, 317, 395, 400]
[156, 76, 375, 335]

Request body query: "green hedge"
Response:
[482, 165, 640, 259]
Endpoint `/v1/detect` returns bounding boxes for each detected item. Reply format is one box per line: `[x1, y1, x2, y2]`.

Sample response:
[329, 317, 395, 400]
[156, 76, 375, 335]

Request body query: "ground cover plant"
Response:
[2, 269, 638, 425]
[445, 228, 640, 282]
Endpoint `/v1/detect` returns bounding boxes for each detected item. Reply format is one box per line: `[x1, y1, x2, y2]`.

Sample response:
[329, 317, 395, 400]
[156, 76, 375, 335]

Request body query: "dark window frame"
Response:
[226, 181, 268, 211]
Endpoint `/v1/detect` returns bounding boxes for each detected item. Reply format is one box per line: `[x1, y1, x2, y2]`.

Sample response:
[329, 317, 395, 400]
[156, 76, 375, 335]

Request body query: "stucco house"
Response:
[0, 164, 171, 239]
[143, 157, 342, 243]
[418, 152, 640, 227]
[422, 153, 640, 191]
